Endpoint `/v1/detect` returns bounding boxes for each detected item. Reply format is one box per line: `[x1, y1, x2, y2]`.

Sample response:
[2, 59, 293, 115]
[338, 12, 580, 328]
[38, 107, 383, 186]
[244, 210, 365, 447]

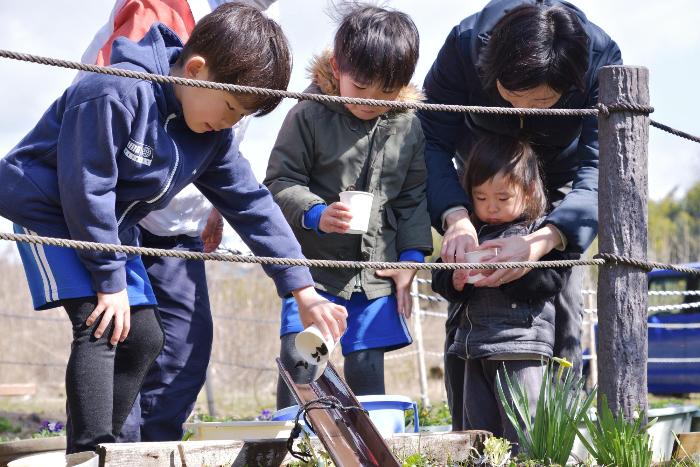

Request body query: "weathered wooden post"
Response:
[597, 65, 650, 418]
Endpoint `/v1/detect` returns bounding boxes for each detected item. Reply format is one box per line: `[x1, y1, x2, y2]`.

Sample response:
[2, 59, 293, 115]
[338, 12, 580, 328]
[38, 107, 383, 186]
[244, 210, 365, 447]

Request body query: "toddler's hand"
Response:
[375, 269, 416, 318]
[452, 269, 470, 291]
[293, 286, 347, 342]
[88, 289, 131, 345]
[319, 202, 353, 233]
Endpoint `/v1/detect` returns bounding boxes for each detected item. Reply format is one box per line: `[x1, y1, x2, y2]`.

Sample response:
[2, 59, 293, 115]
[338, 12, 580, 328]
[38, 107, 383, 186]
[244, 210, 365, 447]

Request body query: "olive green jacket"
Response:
[263, 51, 433, 299]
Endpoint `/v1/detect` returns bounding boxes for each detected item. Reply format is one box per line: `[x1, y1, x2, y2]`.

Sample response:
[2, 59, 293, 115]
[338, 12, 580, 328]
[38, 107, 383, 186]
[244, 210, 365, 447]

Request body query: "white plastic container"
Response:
[272, 394, 419, 438]
[463, 248, 499, 283]
[571, 404, 697, 462]
[339, 191, 374, 234]
[295, 324, 336, 366]
[8, 451, 98, 467]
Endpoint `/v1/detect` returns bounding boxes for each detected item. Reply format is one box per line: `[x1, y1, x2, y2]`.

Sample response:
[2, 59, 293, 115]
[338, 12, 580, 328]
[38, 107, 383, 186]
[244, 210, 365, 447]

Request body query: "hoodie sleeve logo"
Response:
[123, 139, 154, 166]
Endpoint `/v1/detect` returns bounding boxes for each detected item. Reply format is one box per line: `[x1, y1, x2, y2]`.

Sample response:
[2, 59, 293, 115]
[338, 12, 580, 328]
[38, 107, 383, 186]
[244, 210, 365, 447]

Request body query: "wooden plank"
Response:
[98, 431, 490, 466]
[673, 432, 700, 459]
[597, 65, 650, 419]
[0, 384, 36, 397]
[297, 431, 489, 465]
[372, 431, 489, 464]
[98, 440, 245, 467]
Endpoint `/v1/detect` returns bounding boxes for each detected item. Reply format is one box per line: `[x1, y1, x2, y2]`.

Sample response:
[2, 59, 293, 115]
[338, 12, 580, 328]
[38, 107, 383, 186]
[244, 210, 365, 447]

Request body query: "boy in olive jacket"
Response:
[264, 4, 432, 408]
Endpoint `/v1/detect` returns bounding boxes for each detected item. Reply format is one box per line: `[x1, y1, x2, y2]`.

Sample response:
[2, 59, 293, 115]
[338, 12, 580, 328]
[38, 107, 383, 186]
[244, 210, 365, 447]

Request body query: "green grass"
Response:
[405, 401, 452, 428]
[0, 416, 21, 435]
[649, 394, 700, 409]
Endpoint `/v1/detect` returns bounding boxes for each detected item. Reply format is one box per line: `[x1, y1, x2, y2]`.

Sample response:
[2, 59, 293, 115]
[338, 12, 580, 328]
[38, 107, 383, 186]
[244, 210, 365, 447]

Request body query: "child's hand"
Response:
[87, 289, 131, 345]
[319, 202, 353, 233]
[292, 286, 347, 342]
[375, 269, 416, 318]
[201, 208, 224, 253]
[452, 269, 470, 291]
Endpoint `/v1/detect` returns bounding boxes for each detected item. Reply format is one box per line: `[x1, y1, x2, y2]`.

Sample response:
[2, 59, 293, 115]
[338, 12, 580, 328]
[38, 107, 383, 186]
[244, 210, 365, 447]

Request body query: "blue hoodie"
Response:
[419, 0, 623, 253]
[0, 24, 313, 297]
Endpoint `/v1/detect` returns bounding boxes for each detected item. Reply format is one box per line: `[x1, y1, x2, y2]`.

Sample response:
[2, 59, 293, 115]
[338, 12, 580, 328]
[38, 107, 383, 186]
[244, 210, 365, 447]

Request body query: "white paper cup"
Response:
[339, 191, 374, 234]
[463, 248, 499, 284]
[295, 324, 336, 366]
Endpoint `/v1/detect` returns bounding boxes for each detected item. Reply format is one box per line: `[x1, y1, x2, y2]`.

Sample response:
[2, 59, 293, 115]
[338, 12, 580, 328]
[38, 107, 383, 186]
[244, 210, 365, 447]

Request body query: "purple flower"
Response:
[255, 409, 272, 421]
[39, 421, 64, 433]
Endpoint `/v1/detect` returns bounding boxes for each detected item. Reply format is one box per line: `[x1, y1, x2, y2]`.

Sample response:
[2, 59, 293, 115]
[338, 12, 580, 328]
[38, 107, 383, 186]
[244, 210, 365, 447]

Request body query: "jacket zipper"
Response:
[356, 122, 379, 291]
[117, 113, 180, 227]
[464, 302, 472, 359]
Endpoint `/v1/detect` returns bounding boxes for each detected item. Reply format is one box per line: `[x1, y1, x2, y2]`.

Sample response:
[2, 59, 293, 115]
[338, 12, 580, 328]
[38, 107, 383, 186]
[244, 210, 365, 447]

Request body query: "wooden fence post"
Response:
[597, 65, 650, 418]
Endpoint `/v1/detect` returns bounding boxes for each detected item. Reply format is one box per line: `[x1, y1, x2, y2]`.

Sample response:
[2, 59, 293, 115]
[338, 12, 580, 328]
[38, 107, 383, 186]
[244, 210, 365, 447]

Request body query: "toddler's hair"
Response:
[463, 134, 547, 222]
[332, 3, 419, 91]
[178, 3, 292, 116]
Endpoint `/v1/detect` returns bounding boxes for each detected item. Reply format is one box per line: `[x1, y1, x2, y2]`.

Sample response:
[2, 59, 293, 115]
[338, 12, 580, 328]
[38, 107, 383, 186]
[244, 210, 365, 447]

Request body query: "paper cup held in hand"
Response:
[463, 248, 499, 284]
[339, 190, 374, 234]
[295, 324, 335, 366]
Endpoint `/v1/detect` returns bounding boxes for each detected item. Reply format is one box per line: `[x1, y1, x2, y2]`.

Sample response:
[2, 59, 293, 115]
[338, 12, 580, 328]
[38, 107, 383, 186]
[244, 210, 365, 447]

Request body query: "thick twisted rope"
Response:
[650, 119, 700, 144]
[4, 49, 700, 145]
[594, 253, 700, 275]
[0, 49, 638, 117]
[595, 102, 654, 117]
[3, 231, 700, 276]
[0, 231, 602, 270]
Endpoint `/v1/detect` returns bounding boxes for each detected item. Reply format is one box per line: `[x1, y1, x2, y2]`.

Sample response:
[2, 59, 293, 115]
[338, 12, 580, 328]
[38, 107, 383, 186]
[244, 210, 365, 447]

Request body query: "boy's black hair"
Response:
[479, 4, 589, 94]
[333, 3, 419, 90]
[178, 3, 292, 116]
[463, 134, 547, 223]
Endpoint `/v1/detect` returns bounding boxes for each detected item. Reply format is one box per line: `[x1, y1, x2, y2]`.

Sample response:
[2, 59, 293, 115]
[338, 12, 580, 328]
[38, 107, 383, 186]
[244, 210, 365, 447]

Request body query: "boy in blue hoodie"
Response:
[0, 3, 347, 453]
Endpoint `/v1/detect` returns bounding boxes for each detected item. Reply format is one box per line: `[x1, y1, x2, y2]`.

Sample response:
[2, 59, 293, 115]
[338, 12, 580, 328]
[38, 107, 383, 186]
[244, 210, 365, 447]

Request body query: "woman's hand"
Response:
[87, 289, 131, 345]
[318, 202, 353, 234]
[375, 269, 416, 318]
[293, 286, 348, 342]
[473, 225, 563, 287]
[440, 209, 479, 263]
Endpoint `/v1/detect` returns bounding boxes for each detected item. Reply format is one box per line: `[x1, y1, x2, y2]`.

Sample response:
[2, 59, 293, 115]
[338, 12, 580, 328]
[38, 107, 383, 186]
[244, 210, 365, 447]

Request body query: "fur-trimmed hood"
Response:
[306, 49, 424, 115]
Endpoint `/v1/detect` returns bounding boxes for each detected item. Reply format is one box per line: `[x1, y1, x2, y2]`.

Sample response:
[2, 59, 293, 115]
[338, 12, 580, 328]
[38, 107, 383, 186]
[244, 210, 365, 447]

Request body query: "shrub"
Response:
[496, 359, 595, 465]
[577, 395, 654, 467]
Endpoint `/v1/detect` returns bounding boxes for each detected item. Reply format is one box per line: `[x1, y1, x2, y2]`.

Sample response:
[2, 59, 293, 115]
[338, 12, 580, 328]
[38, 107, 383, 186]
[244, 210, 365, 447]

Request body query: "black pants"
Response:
[444, 268, 584, 429]
[444, 302, 467, 430]
[63, 298, 164, 453]
[463, 359, 545, 447]
[553, 266, 584, 376]
[118, 230, 213, 443]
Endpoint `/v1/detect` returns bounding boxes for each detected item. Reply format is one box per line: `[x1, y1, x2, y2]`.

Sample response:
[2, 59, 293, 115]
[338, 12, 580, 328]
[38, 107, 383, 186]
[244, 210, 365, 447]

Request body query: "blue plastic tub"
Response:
[272, 394, 419, 436]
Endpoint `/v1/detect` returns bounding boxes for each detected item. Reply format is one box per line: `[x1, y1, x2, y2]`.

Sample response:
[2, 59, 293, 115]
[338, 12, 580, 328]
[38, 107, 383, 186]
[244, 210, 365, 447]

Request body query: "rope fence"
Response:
[1, 231, 700, 277]
[4, 279, 700, 408]
[1, 48, 699, 416]
[0, 48, 699, 145]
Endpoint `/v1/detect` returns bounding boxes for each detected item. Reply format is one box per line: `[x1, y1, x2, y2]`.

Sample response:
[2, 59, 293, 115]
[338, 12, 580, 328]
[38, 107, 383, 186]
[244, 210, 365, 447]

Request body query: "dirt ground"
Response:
[0, 383, 65, 440]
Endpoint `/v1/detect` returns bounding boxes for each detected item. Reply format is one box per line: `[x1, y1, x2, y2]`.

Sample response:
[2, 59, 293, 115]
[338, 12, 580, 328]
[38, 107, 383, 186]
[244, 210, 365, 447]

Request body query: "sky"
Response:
[0, 0, 698, 248]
